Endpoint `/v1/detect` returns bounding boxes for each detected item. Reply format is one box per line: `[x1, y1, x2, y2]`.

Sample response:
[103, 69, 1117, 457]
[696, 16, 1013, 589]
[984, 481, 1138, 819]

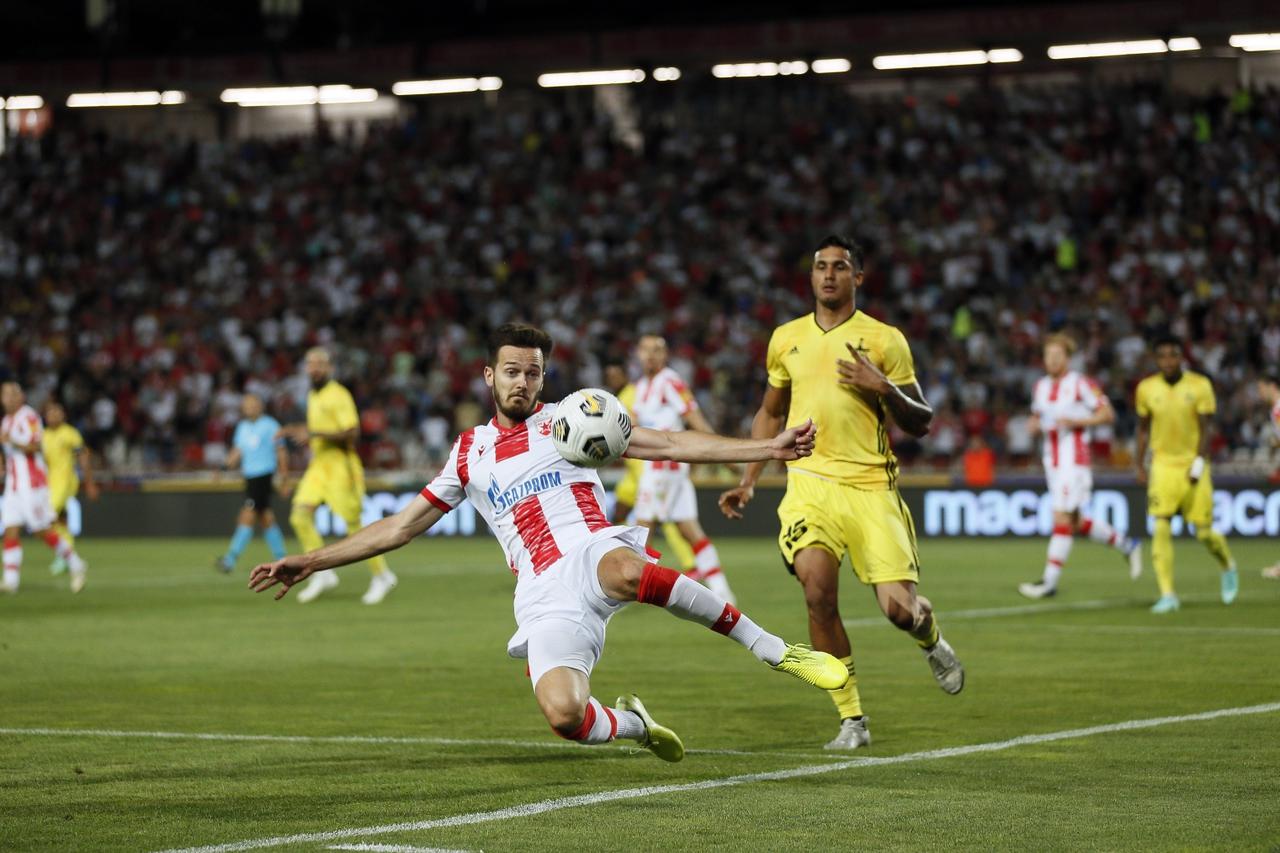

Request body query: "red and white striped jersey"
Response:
[2, 404, 49, 493]
[632, 367, 696, 433]
[632, 367, 698, 474]
[1031, 371, 1104, 470]
[420, 403, 615, 579]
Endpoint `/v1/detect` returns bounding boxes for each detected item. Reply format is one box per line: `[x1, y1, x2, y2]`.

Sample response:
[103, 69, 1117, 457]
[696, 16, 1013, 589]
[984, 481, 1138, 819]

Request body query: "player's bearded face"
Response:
[488, 347, 544, 421]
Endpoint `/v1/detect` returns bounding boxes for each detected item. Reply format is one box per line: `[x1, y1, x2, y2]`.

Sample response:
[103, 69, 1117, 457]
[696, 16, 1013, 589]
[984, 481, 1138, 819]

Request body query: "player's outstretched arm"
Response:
[249, 496, 444, 600]
[627, 419, 814, 464]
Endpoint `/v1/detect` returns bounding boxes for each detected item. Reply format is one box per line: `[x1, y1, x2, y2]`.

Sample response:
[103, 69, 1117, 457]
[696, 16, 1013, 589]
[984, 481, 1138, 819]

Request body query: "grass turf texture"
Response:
[2, 535, 1278, 851]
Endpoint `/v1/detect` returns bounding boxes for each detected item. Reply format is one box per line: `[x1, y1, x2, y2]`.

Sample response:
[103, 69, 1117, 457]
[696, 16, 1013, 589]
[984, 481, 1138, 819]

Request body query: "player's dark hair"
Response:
[1151, 333, 1183, 351]
[814, 234, 865, 271]
[488, 323, 554, 364]
[1262, 374, 1280, 387]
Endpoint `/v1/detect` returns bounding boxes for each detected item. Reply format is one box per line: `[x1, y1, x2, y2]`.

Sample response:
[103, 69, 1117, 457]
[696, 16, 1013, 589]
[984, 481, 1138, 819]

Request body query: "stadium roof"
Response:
[4, 0, 1138, 61]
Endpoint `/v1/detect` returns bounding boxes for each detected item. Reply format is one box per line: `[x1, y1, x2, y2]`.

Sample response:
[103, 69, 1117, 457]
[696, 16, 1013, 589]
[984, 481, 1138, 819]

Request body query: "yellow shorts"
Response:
[777, 471, 920, 586]
[614, 459, 642, 508]
[49, 480, 78, 515]
[1147, 460, 1213, 526]
[293, 454, 365, 524]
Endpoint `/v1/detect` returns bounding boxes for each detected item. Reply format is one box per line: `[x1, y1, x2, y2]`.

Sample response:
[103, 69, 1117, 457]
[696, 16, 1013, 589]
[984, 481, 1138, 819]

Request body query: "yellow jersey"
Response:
[1135, 371, 1216, 466]
[42, 423, 85, 496]
[307, 380, 361, 462]
[767, 310, 917, 489]
[616, 383, 645, 479]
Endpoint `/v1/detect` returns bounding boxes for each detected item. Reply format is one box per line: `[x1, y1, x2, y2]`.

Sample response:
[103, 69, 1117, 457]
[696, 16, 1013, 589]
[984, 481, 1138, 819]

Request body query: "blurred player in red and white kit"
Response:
[1, 382, 88, 593]
[250, 324, 847, 761]
[1258, 375, 1280, 580]
[631, 335, 736, 603]
[1019, 335, 1141, 599]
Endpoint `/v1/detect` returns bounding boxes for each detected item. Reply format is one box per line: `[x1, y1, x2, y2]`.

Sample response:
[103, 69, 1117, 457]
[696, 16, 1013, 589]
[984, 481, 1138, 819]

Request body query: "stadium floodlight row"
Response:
[4, 31, 1278, 109]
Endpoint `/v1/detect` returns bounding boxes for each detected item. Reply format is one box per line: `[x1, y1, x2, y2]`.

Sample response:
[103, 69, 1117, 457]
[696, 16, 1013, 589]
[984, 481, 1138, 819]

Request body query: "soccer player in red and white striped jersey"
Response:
[631, 335, 736, 603]
[250, 323, 848, 761]
[1019, 335, 1141, 599]
[1, 382, 88, 593]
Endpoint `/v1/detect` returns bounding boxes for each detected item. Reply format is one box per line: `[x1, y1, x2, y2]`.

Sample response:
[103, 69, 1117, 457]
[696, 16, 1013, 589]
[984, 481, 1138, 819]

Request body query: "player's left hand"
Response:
[770, 418, 816, 460]
[248, 556, 314, 600]
[836, 344, 890, 395]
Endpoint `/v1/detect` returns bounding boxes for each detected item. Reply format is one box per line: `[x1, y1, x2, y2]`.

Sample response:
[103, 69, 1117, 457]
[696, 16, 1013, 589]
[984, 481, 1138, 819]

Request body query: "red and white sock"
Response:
[1044, 525, 1073, 588]
[3, 536, 21, 589]
[555, 697, 645, 744]
[40, 529, 84, 574]
[636, 563, 785, 664]
[691, 538, 735, 602]
[1079, 518, 1124, 550]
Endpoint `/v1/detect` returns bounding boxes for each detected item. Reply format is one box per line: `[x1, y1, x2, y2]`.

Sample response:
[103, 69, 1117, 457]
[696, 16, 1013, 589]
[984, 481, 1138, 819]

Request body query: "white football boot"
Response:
[361, 569, 398, 605]
[296, 570, 339, 603]
[824, 716, 871, 751]
[923, 637, 965, 694]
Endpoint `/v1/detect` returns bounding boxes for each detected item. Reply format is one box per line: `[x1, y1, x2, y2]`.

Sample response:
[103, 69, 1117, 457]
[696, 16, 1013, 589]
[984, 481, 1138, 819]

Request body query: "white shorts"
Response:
[634, 464, 697, 523]
[1046, 467, 1092, 514]
[507, 524, 650, 687]
[1, 488, 55, 533]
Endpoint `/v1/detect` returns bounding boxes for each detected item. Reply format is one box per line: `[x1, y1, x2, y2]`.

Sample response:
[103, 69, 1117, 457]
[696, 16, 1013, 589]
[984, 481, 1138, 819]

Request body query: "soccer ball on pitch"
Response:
[551, 388, 633, 468]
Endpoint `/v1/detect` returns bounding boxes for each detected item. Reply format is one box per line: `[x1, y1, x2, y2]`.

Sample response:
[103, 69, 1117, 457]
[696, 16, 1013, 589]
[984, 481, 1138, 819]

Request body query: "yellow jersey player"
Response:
[282, 348, 397, 604]
[719, 234, 963, 751]
[1257, 374, 1280, 580]
[604, 361, 697, 575]
[42, 401, 99, 576]
[1134, 335, 1238, 613]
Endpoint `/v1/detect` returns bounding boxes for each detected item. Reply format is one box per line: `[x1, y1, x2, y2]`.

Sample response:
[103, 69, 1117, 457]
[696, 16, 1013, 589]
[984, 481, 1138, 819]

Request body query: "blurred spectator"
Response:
[1, 80, 1277, 472]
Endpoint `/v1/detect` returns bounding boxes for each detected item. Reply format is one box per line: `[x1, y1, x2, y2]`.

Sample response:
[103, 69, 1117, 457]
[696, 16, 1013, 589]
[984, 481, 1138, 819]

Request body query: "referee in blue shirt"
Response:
[216, 394, 289, 572]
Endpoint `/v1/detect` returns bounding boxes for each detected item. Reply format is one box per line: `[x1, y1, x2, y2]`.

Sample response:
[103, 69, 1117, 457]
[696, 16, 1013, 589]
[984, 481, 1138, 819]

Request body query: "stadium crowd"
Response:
[1, 79, 1278, 474]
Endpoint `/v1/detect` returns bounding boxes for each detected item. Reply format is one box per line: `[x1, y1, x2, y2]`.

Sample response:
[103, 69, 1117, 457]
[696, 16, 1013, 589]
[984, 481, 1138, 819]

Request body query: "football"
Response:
[550, 387, 633, 468]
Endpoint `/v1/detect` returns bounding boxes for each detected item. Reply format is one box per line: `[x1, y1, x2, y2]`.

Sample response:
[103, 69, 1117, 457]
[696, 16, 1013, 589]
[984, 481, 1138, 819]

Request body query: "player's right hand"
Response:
[1134, 465, 1148, 485]
[718, 485, 754, 519]
[249, 557, 314, 600]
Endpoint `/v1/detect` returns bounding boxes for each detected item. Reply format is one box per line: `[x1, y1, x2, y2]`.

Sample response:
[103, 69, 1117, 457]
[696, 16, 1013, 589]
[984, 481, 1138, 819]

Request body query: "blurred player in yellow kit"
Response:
[604, 362, 696, 573]
[282, 348, 397, 604]
[1134, 335, 1237, 613]
[42, 401, 99, 575]
[1253, 374, 1280, 580]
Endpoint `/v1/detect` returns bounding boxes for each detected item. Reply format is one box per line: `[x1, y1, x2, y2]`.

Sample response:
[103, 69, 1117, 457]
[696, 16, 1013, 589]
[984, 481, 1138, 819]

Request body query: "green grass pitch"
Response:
[2, 534, 1278, 851]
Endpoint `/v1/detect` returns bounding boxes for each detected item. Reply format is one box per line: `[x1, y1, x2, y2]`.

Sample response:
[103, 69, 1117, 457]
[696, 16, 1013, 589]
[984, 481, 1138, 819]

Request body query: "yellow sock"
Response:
[663, 523, 696, 571]
[1152, 518, 1175, 596]
[910, 614, 940, 649]
[341, 516, 388, 576]
[289, 506, 324, 554]
[1196, 529, 1234, 570]
[827, 655, 863, 719]
[53, 521, 74, 551]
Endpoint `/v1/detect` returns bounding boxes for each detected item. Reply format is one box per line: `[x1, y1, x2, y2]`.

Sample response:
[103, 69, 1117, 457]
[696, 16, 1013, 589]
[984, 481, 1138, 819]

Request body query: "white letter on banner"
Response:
[1008, 490, 1039, 536]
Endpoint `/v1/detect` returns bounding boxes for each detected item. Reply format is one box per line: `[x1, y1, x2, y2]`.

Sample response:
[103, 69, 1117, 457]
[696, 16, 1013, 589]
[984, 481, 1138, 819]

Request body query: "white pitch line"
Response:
[153, 701, 1280, 853]
[329, 845, 477, 853]
[1037, 623, 1280, 637]
[0, 726, 839, 762]
[843, 594, 1218, 627]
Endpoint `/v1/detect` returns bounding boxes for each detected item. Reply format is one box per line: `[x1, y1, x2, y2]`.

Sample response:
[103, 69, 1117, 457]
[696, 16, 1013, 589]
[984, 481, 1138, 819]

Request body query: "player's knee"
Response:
[801, 582, 840, 623]
[540, 694, 587, 735]
[599, 549, 646, 600]
[289, 506, 314, 530]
